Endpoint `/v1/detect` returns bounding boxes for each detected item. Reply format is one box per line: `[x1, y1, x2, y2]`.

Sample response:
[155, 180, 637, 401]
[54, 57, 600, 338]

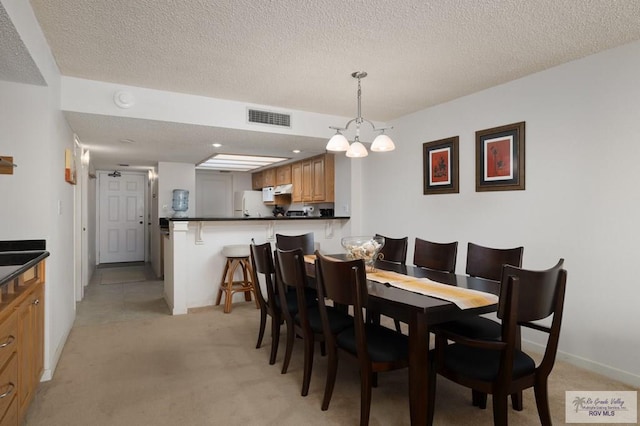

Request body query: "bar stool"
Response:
[215, 244, 259, 313]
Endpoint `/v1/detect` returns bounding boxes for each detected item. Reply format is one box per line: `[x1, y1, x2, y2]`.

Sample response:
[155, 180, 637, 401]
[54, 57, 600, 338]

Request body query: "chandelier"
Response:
[326, 71, 395, 158]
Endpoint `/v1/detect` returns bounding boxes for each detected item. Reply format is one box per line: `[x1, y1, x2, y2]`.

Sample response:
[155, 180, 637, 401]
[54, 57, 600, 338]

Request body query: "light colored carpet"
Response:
[99, 266, 148, 285]
[25, 301, 638, 426]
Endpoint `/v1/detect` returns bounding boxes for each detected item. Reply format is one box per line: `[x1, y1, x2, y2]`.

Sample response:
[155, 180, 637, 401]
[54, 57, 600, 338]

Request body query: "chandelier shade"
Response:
[346, 141, 368, 158]
[326, 132, 350, 151]
[326, 71, 395, 157]
[370, 133, 395, 152]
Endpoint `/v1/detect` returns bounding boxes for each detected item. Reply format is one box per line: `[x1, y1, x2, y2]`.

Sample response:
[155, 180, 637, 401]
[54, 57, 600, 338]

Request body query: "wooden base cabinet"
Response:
[0, 261, 45, 425]
[17, 281, 44, 422]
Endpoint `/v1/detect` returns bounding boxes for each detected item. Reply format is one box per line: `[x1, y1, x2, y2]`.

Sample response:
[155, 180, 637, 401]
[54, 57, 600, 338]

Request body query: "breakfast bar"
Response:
[163, 216, 350, 315]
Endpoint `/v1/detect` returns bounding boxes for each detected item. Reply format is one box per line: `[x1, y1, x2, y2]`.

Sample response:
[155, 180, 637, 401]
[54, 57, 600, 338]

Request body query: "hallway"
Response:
[76, 263, 169, 326]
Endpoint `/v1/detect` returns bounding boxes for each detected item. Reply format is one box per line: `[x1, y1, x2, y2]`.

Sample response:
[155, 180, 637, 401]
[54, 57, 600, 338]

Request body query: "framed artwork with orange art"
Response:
[475, 122, 525, 192]
[423, 136, 459, 195]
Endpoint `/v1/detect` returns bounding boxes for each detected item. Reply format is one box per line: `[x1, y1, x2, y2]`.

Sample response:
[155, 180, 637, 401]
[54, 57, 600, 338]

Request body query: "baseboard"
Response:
[523, 339, 640, 388]
[163, 291, 187, 315]
[41, 320, 73, 382]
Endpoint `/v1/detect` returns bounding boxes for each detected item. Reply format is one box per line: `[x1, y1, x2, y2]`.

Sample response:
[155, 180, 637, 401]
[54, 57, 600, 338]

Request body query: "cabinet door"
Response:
[17, 282, 44, 420]
[276, 165, 291, 185]
[262, 168, 276, 187]
[291, 162, 302, 203]
[312, 156, 326, 201]
[251, 172, 263, 190]
[301, 160, 313, 202]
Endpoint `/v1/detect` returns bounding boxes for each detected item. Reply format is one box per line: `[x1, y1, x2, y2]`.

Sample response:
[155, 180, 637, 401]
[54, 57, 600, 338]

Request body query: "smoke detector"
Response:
[114, 91, 135, 109]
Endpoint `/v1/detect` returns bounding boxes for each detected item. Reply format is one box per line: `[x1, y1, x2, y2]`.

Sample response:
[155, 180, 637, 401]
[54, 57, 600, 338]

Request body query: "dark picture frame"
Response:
[475, 122, 525, 192]
[423, 136, 459, 195]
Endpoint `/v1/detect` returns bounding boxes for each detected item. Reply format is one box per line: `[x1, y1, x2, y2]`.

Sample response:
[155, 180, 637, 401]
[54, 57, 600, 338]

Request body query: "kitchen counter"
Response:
[168, 216, 350, 222]
[0, 240, 50, 286]
[163, 216, 351, 315]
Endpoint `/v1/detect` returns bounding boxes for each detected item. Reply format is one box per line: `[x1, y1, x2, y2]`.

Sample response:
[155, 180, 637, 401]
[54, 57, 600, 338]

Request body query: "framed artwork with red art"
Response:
[423, 136, 459, 195]
[475, 122, 525, 192]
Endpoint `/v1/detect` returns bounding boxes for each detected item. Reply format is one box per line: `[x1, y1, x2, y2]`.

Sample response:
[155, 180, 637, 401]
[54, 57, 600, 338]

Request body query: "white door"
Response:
[196, 172, 232, 216]
[98, 172, 146, 264]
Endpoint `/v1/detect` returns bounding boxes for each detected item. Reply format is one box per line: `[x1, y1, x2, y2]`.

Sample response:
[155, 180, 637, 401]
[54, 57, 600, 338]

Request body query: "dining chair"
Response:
[413, 238, 458, 272]
[428, 260, 567, 426]
[444, 242, 524, 339]
[375, 234, 408, 265]
[275, 232, 315, 255]
[250, 240, 289, 365]
[275, 248, 353, 396]
[315, 251, 409, 426]
[389, 238, 460, 333]
[435, 242, 524, 409]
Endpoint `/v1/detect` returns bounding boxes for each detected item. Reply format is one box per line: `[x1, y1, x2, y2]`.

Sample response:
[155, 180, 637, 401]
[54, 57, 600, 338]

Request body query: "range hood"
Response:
[274, 184, 293, 195]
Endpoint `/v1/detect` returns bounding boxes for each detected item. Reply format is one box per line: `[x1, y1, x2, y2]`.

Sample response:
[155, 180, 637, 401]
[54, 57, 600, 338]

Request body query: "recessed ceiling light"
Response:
[212, 143, 222, 148]
[196, 153, 289, 172]
[292, 149, 301, 153]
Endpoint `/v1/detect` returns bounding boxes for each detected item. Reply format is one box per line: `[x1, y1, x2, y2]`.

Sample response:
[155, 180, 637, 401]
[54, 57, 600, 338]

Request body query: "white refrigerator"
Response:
[233, 191, 273, 217]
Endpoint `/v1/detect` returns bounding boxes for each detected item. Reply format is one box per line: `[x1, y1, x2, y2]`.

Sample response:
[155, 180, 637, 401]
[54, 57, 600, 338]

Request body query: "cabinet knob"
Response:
[33, 299, 40, 306]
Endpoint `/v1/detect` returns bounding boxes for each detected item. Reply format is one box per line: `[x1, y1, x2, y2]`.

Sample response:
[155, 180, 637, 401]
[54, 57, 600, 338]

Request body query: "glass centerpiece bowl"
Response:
[341, 235, 385, 272]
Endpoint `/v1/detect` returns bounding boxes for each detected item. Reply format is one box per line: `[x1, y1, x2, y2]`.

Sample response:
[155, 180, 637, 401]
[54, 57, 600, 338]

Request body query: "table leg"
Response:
[408, 312, 429, 425]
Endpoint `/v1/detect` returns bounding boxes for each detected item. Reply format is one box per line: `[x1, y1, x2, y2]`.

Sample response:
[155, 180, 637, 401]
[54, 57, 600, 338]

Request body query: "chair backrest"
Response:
[315, 251, 368, 356]
[250, 241, 276, 308]
[465, 242, 524, 281]
[375, 234, 408, 265]
[498, 259, 566, 324]
[413, 238, 458, 272]
[275, 247, 313, 321]
[497, 259, 567, 370]
[315, 251, 368, 309]
[276, 233, 315, 255]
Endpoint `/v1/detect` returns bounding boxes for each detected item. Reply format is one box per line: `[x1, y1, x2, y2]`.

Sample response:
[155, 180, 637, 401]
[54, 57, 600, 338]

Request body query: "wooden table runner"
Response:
[367, 269, 497, 309]
[305, 255, 496, 309]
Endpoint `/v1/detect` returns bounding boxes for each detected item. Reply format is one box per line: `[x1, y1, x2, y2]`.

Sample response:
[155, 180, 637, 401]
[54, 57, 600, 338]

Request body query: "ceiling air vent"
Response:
[248, 109, 291, 128]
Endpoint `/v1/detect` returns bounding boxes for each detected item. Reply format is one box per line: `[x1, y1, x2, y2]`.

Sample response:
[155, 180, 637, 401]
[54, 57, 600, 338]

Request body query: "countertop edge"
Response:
[0, 251, 50, 286]
[167, 216, 350, 222]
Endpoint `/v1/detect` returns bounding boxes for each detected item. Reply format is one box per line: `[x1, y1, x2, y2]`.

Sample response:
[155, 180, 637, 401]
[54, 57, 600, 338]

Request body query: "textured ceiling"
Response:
[0, 3, 46, 85]
[21, 0, 640, 169]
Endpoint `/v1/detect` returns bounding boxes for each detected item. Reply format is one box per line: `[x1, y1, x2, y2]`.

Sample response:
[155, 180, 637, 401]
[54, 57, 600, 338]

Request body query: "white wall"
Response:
[149, 169, 161, 277]
[86, 164, 97, 274]
[0, 1, 77, 380]
[360, 40, 640, 386]
[158, 162, 196, 218]
[195, 170, 252, 217]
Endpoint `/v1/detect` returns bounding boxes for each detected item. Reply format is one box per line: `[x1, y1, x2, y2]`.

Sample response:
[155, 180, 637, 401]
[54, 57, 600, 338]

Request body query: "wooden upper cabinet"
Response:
[291, 162, 302, 203]
[254, 154, 334, 203]
[276, 164, 292, 185]
[312, 154, 335, 202]
[262, 168, 276, 187]
[301, 160, 313, 202]
[251, 171, 263, 190]
[300, 154, 334, 203]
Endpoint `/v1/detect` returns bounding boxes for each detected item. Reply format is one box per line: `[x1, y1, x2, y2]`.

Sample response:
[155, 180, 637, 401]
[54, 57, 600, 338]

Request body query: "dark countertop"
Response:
[0, 240, 50, 285]
[167, 216, 350, 222]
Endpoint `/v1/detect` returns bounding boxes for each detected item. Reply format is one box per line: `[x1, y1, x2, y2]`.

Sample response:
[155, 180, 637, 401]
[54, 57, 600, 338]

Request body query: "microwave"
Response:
[262, 186, 275, 202]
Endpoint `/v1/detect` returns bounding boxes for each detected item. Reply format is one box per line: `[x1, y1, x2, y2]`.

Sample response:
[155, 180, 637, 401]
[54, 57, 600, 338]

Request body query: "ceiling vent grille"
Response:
[248, 109, 291, 127]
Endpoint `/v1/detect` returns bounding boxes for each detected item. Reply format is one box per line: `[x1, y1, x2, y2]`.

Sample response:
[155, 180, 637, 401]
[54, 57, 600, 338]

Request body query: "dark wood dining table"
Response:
[307, 256, 500, 426]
